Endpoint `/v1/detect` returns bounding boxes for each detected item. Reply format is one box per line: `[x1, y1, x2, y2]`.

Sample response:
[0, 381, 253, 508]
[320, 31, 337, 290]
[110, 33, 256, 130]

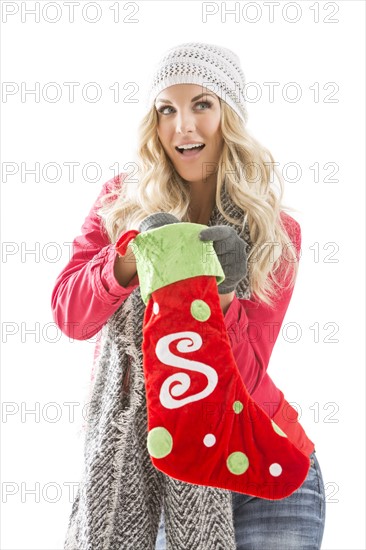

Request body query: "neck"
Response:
[187, 175, 217, 225]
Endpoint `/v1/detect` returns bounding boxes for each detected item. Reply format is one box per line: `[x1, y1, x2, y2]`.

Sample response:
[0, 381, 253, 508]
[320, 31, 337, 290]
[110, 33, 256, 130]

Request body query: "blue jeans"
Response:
[155, 451, 326, 549]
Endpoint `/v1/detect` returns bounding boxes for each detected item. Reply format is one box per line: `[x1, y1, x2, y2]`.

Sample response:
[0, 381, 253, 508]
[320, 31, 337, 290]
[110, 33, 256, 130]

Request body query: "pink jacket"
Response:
[51, 173, 315, 457]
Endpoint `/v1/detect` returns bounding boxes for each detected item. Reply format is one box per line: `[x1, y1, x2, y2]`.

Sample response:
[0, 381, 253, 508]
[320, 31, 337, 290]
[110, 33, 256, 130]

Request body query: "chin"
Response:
[179, 173, 202, 184]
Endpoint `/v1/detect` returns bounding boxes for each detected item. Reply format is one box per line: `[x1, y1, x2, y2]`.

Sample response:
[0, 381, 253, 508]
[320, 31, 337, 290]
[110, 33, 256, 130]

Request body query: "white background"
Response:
[1, 1, 365, 548]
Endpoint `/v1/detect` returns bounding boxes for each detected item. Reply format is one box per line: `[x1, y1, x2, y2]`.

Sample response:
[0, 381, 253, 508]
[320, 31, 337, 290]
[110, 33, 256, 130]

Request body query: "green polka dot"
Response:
[227, 452, 249, 475]
[190, 299, 211, 322]
[271, 420, 287, 438]
[147, 427, 173, 458]
[233, 401, 243, 414]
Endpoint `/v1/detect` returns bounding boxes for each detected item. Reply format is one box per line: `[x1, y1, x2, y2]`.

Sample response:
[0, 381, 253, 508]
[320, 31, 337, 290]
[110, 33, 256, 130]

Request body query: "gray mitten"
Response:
[199, 226, 247, 294]
[139, 212, 180, 232]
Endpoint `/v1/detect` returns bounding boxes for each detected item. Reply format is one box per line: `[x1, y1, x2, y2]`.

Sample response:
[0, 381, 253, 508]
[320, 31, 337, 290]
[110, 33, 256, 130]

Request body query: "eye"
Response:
[195, 100, 212, 110]
[157, 105, 175, 115]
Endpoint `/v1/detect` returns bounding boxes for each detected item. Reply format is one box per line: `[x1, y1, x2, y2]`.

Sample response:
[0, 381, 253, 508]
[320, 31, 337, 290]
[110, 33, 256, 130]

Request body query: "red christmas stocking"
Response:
[116, 223, 310, 500]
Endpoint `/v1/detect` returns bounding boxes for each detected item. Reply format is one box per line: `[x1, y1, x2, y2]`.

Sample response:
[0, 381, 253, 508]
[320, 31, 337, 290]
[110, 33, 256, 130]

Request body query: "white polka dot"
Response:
[269, 463, 282, 477]
[203, 434, 216, 447]
[153, 302, 159, 315]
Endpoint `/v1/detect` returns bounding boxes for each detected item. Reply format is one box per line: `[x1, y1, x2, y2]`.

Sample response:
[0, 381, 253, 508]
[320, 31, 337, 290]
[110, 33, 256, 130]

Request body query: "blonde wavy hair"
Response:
[98, 100, 301, 308]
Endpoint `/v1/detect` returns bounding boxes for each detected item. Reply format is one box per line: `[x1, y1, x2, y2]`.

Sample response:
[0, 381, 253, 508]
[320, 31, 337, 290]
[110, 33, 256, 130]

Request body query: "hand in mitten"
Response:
[116, 213, 180, 258]
[199, 226, 247, 294]
[139, 212, 180, 232]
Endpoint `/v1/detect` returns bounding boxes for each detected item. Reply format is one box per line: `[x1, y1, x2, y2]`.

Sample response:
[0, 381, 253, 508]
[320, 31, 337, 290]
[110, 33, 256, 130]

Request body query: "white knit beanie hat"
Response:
[146, 42, 248, 125]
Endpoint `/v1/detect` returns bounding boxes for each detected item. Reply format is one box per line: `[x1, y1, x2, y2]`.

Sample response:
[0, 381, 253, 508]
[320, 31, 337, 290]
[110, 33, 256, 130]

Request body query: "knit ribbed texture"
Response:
[63, 185, 252, 549]
[146, 42, 248, 124]
[139, 212, 179, 233]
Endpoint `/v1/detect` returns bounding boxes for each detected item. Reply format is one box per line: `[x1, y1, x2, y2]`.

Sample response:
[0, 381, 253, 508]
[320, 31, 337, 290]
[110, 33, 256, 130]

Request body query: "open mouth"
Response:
[175, 144, 206, 156]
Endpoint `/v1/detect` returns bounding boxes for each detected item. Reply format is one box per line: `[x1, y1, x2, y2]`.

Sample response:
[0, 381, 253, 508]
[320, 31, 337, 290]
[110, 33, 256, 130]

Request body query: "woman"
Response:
[52, 42, 326, 549]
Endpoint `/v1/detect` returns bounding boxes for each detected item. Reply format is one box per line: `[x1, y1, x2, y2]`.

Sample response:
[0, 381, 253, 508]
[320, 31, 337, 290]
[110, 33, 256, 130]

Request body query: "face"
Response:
[155, 84, 224, 185]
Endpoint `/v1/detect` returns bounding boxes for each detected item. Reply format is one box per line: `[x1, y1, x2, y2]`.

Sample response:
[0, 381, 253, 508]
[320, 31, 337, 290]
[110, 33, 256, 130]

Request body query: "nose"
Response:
[175, 108, 196, 134]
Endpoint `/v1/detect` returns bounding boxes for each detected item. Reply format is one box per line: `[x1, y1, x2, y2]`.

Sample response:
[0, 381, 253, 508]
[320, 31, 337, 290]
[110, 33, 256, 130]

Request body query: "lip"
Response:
[174, 145, 206, 161]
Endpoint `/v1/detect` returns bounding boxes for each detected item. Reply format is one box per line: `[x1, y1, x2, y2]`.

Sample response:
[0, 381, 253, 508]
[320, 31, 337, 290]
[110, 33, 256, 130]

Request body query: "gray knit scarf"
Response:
[64, 185, 253, 550]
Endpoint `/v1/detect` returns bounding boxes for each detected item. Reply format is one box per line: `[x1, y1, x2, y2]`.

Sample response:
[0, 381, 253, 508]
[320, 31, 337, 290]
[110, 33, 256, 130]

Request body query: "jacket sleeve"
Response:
[51, 173, 139, 341]
[223, 214, 302, 394]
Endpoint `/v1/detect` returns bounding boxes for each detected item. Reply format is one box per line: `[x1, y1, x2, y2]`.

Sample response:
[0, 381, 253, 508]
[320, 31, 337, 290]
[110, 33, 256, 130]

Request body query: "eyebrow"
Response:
[155, 92, 217, 105]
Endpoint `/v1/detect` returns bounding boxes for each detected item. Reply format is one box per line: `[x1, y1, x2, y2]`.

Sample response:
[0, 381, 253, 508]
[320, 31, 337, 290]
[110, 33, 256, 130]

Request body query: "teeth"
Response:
[177, 143, 204, 150]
